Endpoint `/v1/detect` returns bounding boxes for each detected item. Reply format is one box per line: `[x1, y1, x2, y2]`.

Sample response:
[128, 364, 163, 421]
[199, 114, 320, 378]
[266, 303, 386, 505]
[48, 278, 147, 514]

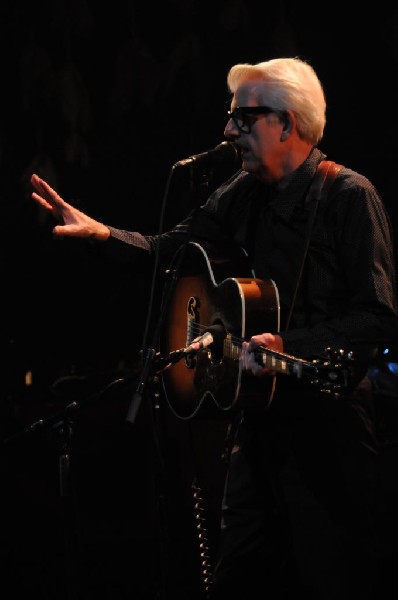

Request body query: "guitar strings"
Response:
[188, 321, 244, 350]
[180, 321, 346, 394]
[188, 321, 317, 367]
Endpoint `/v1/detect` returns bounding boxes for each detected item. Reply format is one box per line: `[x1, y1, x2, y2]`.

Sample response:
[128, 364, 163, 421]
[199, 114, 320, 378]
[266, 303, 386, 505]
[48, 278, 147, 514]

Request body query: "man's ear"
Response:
[280, 111, 293, 141]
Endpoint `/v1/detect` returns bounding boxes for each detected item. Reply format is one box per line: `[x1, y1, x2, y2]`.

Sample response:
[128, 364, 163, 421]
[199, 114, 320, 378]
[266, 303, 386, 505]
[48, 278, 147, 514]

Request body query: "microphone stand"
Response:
[125, 148, 240, 597]
[55, 414, 80, 600]
[126, 142, 239, 426]
[125, 250, 192, 424]
[125, 162, 201, 426]
[124, 162, 207, 600]
[3, 374, 134, 600]
[5, 400, 82, 600]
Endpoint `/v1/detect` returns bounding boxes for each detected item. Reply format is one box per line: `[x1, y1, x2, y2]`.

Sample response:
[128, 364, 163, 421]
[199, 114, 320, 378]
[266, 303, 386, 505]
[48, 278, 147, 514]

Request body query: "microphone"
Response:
[183, 324, 227, 354]
[183, 331, 215, 354]
[174, 141, 239, 167]
[155, 324, 227, 372]
[164, 332, 215, 368]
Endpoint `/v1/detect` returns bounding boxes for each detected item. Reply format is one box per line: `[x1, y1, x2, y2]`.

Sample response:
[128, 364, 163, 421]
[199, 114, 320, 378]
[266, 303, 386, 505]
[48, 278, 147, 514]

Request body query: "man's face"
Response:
[224, 81, 285, 180]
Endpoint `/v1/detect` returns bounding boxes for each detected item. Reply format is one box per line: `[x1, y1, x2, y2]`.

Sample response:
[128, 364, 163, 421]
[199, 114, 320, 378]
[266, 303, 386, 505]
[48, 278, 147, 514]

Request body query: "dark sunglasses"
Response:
[227, 106, 281, 134]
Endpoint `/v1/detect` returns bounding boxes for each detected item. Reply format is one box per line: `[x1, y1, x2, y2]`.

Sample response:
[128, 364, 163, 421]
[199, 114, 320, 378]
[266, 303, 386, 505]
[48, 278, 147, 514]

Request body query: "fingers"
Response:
[31, 192, 54, 212]
[31, 173, 51, 198]
[240, 341, 263, 375]
[31, 174, 65, 208]
[247, 333, 273, 352]
[241, 333, 283, 376]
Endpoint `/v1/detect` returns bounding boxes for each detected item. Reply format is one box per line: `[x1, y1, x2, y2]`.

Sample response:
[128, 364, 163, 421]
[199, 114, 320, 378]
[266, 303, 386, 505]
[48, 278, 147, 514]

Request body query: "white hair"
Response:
[227, 57, 326, 145]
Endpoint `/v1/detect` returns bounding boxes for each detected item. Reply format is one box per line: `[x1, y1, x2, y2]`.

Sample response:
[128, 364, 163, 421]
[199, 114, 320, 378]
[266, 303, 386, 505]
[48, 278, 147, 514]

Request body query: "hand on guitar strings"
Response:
[241, 333, 284, 376]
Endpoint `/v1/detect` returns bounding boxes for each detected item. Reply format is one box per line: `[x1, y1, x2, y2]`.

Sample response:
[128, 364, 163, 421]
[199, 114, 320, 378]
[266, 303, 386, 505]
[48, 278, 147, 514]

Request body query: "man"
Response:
[31, 57, 398, 599]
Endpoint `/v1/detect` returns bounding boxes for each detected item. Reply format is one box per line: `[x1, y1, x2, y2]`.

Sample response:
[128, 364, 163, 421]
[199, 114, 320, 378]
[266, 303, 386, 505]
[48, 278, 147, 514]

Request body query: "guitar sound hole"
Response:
[207, 321, 226, 363]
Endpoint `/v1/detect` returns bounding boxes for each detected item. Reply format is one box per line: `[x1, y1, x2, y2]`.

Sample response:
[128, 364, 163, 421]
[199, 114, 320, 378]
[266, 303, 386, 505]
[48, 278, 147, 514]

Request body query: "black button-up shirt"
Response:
[108, 147, 398, 370]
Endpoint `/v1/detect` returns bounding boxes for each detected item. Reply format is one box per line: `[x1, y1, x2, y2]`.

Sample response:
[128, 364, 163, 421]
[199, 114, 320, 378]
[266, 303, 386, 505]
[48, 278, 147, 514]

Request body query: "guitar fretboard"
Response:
[220, 334, 316, 378]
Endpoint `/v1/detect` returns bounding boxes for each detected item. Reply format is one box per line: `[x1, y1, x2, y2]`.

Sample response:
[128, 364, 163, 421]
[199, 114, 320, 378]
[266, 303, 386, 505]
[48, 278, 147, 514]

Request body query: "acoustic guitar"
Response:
[159, 241, 351, 420]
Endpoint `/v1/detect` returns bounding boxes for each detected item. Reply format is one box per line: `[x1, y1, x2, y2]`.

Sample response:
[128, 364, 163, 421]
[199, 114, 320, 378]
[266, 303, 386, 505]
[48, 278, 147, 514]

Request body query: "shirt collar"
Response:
[266, 147, 326, 222]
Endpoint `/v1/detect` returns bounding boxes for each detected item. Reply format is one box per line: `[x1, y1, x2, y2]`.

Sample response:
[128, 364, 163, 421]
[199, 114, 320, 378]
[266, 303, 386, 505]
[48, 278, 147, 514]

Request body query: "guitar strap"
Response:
[284, 159, 344, 331]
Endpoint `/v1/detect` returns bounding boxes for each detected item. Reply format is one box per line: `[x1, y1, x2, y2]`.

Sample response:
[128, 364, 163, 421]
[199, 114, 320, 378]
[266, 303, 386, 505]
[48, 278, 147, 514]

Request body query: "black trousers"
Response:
[208, 378, 379, 600]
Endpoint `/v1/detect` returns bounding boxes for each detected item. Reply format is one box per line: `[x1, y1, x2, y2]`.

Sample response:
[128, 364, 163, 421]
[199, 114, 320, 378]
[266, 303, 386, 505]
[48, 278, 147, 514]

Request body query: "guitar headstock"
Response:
[253, 344, 355, 397]
[309, 347, 355, 396]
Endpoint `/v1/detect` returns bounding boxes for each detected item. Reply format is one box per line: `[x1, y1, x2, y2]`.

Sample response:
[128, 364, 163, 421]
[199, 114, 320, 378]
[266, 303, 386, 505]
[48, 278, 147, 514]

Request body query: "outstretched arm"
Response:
[31, 173, 110, 241]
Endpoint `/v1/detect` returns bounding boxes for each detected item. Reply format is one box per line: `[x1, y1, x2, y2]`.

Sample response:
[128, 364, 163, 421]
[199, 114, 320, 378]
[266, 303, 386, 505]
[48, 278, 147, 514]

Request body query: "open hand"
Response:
[31, 173, 110, 241]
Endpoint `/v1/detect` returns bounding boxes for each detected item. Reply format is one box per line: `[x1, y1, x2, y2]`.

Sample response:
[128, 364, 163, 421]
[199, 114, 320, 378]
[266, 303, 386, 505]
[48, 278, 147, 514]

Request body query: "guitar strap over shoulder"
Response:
[284, 159, 344, 331]
[306, 160, 344, 205]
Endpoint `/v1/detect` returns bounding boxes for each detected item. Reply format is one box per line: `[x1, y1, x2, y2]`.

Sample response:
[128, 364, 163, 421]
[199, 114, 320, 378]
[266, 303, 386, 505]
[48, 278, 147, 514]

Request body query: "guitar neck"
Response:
[224, 335, 316, 379]
[255, 345, 316, 378]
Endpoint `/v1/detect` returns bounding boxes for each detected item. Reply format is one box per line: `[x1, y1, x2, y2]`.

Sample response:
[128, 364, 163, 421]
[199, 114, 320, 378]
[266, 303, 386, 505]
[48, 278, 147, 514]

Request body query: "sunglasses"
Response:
[227, 106, 282, 134]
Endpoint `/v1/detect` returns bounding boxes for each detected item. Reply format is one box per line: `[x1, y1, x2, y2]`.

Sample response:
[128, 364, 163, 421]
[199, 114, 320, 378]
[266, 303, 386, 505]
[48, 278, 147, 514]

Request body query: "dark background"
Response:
[1, 2, 398, 599]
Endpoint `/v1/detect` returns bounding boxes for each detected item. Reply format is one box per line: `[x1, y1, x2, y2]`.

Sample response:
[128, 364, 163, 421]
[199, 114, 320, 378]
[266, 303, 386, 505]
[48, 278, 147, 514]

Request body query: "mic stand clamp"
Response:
[152, 349, 189, 373]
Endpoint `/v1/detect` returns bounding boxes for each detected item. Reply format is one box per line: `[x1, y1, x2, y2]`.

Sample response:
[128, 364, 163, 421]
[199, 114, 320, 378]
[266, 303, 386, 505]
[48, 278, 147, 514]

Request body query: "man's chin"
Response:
[241, 156, 257, 173]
